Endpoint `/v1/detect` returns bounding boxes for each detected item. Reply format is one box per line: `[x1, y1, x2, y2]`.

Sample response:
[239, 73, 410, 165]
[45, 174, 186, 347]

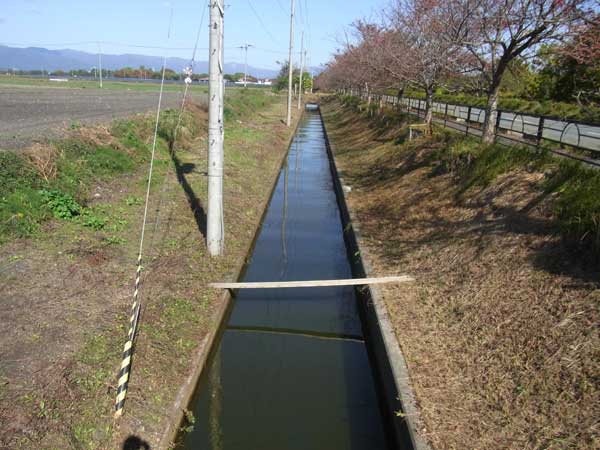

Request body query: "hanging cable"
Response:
[114, 6, 174, 420]
[246, 0, 280, 46]
[173, 2, 209, 146]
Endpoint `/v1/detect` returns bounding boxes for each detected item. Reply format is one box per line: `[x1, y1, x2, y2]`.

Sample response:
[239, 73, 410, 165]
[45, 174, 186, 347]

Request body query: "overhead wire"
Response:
[246, 0, 280, 46]
[275, 0, 288, 16]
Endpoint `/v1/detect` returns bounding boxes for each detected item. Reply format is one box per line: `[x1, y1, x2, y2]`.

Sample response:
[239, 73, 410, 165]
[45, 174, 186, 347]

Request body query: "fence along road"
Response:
[343, 89, 600, 165]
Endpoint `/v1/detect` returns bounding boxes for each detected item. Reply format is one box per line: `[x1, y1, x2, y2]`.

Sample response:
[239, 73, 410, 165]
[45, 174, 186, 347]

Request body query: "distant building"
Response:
[233, 78, 272, 86]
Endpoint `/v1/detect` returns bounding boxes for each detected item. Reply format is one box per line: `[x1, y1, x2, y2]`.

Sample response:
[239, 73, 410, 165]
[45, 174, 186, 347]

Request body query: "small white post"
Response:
[98, 42, 103, 89]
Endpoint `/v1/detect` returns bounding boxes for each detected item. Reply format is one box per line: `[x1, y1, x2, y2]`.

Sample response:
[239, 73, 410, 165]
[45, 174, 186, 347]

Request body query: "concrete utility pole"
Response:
[297, 31, 304, 110]
[286, 0, 295, 127]
[98, 42, 103, 88]
[207, 0, 225, 256]
[239, 43, 254, 88]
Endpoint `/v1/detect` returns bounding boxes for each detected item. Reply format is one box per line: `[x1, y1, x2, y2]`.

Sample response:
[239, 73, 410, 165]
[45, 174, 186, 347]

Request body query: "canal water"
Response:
[179, 110, 391, 450]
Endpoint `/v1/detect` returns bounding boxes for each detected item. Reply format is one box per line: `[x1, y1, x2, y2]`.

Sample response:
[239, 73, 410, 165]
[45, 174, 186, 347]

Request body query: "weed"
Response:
[79, 211, 106, 230]
[181, 409, 196, 434]
[106, 236, 126, 245]
[125, 195, 142, 206]
[39, 189, 82, 219]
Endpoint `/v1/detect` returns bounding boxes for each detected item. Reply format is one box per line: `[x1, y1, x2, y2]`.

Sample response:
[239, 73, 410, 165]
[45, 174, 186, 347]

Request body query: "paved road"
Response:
[0, 85, 206, 150]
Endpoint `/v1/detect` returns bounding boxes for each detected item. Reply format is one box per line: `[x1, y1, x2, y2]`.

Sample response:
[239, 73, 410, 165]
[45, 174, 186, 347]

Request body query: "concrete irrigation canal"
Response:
[176, 108, 409, 450]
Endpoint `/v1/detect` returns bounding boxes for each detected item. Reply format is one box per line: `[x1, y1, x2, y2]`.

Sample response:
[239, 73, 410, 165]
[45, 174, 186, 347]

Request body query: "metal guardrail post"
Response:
[444, 103, 448, 126]
[466, 106, 471, 135]
[537, 116, 545, 147]
[495, 110, 502, 143]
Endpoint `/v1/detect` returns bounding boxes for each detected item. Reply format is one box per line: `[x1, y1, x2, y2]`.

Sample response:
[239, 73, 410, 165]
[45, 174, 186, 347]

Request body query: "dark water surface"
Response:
[179, 111, 390, 450]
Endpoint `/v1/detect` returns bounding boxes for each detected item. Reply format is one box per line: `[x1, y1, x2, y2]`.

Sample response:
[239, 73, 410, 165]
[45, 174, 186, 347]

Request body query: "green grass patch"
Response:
[448, 141, 551, 191]
[224, 88, 278, 122]
[544, 160, 600, 248]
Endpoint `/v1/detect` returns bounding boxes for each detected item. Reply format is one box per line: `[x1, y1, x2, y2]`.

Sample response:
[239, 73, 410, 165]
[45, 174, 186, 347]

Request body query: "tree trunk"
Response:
[483, 81, 501, 144]
[424, 88, 434, 135]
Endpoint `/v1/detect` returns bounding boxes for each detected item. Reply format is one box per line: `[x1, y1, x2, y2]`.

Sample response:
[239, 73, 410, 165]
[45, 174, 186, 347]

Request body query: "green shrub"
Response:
[39, 189, 82, 219]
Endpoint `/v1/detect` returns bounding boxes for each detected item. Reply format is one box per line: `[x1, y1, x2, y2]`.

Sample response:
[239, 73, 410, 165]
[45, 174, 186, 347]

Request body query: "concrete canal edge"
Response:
[320, 107, 432, 450]
[156, 112, 304, 450]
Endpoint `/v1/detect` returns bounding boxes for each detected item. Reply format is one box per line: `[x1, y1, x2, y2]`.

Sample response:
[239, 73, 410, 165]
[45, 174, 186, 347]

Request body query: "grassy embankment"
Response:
[322, 95, 599, 449]
[0, 88, 297, 450]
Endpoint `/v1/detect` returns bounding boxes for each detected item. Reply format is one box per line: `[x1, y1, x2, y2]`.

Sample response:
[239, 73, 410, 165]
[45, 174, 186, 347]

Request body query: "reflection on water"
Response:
[179, 111, 390, 450]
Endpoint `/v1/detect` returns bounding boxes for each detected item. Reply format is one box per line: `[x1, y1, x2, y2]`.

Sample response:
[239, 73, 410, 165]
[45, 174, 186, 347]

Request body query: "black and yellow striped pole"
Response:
[114, 255, 143, 418]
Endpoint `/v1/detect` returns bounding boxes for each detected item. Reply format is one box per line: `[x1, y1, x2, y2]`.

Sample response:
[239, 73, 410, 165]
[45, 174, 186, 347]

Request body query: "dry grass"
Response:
[322, 98, 600, 450]
[23, 144, 58, 182]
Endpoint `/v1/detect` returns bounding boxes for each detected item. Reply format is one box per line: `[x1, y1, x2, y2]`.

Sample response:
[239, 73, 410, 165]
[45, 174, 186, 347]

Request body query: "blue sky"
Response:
[0, 0, 387, 71]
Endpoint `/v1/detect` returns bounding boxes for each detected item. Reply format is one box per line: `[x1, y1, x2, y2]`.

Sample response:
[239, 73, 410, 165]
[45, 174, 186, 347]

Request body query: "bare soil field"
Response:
[0, 85, 200, 150]
[322, 99, 599, 450]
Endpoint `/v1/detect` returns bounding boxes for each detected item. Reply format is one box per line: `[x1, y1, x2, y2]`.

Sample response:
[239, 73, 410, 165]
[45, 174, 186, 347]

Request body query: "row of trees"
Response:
[316, 0, 600, 141]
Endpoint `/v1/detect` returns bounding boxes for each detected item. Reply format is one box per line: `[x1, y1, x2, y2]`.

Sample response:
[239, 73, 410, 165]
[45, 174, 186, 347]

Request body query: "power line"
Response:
[246, 0, 280, 46]
[275, 0, 287, 16]
[252, 45, 301, 55]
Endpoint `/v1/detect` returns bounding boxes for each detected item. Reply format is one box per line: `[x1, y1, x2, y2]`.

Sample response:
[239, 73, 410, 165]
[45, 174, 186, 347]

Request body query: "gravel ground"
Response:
[0, 85, 206, 150]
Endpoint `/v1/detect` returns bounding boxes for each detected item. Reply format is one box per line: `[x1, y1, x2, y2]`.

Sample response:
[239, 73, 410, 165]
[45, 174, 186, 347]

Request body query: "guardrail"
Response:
[341, 89, 600, 155]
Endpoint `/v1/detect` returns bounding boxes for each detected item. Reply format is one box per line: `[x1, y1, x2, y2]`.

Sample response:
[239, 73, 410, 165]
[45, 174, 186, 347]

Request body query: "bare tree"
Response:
[448, 0, 589, 143]
[384, 0, 470, 131]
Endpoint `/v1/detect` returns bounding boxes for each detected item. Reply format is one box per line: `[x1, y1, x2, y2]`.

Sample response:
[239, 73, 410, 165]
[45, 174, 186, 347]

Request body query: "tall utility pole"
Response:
[238, 43, 254, 88]
[297, 31, 304, 110]
[98, 42, 103, 89]
[286, 0, 295, 127]
[207, 0, 225, 256]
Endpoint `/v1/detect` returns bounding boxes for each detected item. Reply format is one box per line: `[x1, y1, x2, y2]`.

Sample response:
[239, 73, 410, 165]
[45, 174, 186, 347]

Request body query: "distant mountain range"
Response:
[0, 45, 287, 79]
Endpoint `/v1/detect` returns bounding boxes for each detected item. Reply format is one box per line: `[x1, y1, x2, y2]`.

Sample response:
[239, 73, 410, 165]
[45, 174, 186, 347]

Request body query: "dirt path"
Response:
[322, 99, 599, 450]
[0, 98, 299, 450]
[0, 85, 203, 150]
